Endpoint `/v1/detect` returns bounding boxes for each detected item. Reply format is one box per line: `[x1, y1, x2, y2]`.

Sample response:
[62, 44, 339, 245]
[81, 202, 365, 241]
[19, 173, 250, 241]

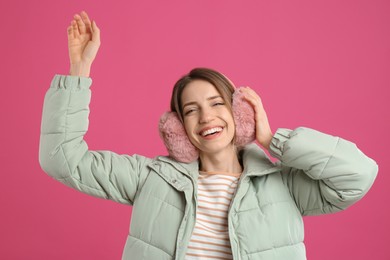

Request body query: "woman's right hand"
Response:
[68, 11, 100, 77]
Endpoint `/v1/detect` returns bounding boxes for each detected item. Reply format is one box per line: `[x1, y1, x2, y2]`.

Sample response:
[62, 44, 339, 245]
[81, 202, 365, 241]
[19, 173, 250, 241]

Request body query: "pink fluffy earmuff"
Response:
[159, 87, 256, 163]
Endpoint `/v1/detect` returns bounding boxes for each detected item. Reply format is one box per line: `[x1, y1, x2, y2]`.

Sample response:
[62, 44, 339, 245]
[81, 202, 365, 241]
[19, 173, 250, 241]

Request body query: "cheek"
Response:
[225, 114, 236, 135]
[223, 111, 235, 127]
[183, 119, 195, 137]
[183, 119, 201, 148]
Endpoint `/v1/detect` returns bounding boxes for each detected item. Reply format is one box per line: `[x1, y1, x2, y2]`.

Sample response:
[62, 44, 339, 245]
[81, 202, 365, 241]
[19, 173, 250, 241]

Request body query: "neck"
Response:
[199, 145, 242, 173]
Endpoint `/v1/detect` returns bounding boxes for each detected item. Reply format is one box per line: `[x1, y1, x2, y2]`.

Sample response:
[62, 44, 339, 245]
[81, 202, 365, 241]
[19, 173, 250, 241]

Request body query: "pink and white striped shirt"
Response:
[185, 171, 241, 260]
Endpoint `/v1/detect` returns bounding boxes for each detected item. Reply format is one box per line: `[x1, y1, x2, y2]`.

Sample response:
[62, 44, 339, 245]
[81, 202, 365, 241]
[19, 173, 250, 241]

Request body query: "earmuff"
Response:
[159, 87, 256, 163]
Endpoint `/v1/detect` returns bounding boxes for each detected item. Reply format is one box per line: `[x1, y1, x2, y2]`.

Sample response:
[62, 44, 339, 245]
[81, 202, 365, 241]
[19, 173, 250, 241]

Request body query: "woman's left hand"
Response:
[240, 87, 273, 150]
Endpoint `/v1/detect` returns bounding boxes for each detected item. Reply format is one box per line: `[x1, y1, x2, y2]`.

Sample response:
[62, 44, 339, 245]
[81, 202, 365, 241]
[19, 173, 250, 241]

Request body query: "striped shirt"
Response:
[185, 171, 241, 260]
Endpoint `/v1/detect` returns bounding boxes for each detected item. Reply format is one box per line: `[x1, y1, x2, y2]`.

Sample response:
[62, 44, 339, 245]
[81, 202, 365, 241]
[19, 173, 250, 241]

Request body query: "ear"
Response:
[232, 87, 256, 147]
[159, 112, 199, 163]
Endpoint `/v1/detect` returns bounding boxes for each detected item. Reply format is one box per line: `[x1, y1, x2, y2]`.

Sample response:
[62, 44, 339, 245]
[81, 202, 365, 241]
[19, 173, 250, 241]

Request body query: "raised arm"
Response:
[39, 12, 152, 205]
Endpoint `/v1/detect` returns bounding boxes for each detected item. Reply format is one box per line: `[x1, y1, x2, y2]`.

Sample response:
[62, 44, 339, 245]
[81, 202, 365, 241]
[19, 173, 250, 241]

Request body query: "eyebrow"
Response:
[182, 95, 223, 109]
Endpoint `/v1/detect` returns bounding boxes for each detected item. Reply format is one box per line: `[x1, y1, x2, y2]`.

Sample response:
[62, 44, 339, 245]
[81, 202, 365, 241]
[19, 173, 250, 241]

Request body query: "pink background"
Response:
[1, 0, 389, 259]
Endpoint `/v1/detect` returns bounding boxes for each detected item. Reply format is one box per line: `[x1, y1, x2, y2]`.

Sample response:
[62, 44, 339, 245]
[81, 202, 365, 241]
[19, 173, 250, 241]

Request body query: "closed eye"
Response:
[184, 108, 197, 115]
[213, 102, 225, 106]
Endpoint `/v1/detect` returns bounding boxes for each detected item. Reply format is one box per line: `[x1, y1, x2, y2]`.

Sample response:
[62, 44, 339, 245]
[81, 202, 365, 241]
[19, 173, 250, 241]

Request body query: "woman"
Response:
[39, 11, 378, 260]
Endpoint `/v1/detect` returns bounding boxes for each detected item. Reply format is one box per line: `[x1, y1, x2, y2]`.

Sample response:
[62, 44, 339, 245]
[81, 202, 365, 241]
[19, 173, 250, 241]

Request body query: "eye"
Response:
[184, 108, 197, 116]
[212, 102, 225, 106]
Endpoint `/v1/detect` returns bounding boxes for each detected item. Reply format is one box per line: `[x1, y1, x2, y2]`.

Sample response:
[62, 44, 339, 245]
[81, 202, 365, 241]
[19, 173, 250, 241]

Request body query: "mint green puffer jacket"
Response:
[39, 75, 378, 260]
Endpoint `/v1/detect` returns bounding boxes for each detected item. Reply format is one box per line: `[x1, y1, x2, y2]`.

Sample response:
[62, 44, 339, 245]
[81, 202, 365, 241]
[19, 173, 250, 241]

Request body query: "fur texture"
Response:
[159, 87, 255, 163]
[159, 112, 199, 163]
[232, 88, 256, 147]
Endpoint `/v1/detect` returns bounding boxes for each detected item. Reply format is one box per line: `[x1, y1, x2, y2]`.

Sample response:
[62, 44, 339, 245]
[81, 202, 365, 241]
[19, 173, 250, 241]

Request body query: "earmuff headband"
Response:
[159, 87, 255, 163]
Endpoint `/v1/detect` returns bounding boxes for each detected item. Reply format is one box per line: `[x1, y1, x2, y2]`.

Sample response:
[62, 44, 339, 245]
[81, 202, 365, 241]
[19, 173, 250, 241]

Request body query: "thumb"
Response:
[91, 20, 101, 44]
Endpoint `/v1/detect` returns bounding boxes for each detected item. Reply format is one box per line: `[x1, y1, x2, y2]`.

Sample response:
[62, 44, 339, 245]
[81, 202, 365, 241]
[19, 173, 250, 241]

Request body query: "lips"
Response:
[199, 126, 223, 137]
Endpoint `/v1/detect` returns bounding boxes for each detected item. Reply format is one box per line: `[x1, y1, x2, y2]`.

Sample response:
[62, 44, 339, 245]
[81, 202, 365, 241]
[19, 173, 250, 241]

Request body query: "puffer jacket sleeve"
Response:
[39, 75, 152, 205]
[269, 127, 378, 216]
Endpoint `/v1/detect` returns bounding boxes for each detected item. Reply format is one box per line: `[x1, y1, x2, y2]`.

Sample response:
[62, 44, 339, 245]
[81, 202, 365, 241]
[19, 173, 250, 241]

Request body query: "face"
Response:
[181, 80, 236, 155]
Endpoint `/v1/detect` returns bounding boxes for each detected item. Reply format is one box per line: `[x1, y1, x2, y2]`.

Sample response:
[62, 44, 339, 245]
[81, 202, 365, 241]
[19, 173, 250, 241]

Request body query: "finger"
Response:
[74, 14, 86, 34]
[240, 88, 265, 113]
[240, 89, 257, 107]
[80, 11, 92, 33]
[242, 87, 263, 104]
[67, 24, 74, 41]
[91, 20, 101, 43]
[240, 87, 259, 102]
[71, 20, 80, 38]
[242, 92, 259, 109]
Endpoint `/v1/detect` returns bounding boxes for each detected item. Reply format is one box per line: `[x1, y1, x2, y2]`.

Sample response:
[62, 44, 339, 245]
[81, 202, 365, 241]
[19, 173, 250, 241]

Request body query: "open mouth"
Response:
[199, 127, 223, 137]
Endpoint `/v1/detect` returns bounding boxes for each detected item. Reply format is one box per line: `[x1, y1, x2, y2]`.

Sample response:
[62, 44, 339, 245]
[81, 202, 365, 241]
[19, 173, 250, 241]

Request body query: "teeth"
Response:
[201, 127, 223, 136]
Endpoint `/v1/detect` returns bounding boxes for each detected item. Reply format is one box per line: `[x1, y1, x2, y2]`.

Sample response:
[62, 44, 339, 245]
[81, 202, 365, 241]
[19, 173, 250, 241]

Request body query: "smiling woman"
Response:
[39, 11, 378, 260]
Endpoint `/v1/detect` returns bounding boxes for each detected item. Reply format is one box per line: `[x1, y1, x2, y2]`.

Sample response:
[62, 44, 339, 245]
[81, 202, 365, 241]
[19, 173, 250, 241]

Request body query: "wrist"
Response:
[258, 131, 273, 150]
[69, 62, 92, 77]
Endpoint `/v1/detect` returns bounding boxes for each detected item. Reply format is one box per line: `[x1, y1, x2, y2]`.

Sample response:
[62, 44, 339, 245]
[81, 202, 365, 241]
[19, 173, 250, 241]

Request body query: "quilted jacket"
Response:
[39, 75, 378, 260]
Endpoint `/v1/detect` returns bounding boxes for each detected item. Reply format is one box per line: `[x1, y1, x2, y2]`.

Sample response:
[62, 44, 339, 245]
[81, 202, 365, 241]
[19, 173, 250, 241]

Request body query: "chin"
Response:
[199, 142, 235, 155]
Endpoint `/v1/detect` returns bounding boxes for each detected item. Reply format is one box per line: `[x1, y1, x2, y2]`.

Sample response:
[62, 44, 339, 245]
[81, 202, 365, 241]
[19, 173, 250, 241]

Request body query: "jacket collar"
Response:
[156, 155, 199, 180]
[156, 143, 280, 179]
[239, 144, 281, 177]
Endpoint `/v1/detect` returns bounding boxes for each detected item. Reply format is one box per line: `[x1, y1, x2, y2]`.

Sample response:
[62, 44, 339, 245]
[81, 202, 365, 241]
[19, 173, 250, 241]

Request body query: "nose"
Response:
[199, 107, 213, 124]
